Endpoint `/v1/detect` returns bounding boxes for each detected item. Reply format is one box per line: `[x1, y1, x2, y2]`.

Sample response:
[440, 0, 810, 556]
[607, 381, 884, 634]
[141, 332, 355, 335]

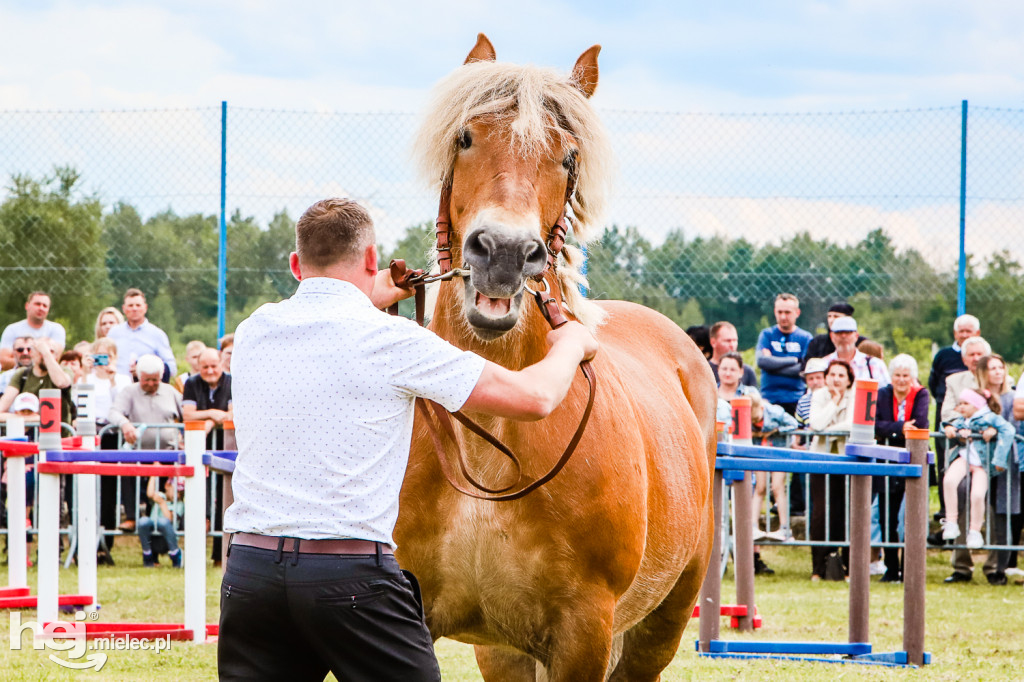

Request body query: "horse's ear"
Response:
[571, 45, 601, 98]
[465, 33, 496, 64]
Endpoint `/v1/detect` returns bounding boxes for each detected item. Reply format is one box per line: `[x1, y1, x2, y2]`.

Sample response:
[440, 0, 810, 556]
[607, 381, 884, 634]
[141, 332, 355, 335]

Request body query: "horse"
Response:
[393, 34, 718, 682]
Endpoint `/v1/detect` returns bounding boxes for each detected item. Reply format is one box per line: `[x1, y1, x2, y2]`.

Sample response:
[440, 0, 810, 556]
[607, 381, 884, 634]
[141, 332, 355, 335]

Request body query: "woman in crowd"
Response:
[974, 354, 1021, 584]
[873, 354, 930, 582]
[94, 307, 124, 341]
[87, 337, 134, 561]
[808, 358, 855, 580]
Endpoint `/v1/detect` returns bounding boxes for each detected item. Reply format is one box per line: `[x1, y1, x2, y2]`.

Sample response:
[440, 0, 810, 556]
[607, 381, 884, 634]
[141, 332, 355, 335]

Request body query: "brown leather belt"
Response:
[231, 532, 393, 555]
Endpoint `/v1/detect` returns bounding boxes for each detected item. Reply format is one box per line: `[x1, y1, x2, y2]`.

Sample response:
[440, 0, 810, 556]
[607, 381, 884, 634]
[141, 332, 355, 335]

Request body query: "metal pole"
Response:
[699, 424, 726, 651]
[218, 100, 228, 340]
[957, 99, 968, 316]
[903, 429, 929, 666]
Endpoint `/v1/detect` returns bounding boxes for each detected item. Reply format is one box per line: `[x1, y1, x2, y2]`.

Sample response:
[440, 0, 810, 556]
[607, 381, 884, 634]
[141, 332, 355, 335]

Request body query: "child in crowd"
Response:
[941, 388, 1016, 549]
[751, 393, 799, 542]
[140, 476, 184, 567]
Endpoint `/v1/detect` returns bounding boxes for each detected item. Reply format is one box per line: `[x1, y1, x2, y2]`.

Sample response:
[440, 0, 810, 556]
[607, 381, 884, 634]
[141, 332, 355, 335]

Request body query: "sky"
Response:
[3, 1, 1024, 112]
[2, 1, 1023, 270]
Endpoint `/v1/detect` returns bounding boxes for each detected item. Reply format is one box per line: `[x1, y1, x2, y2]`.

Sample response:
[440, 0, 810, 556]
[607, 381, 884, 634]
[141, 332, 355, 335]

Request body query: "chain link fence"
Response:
[2, 103, 1024, 360]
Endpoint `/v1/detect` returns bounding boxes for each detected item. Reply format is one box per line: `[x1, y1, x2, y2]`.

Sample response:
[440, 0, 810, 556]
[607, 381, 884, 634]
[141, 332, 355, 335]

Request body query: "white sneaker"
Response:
[1005, 567, 1024, 578]
[751, 528, 767, 541]
[764, 527, 794, 542]
[966, 530, 984, 549]
[870, 560, 886, 576]
[941, 520, 961, 541]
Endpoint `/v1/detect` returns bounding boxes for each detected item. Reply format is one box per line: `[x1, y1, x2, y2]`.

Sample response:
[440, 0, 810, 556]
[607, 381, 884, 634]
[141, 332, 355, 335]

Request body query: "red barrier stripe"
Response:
[0, 441, 38, 457]
[36, 462, 194, 477]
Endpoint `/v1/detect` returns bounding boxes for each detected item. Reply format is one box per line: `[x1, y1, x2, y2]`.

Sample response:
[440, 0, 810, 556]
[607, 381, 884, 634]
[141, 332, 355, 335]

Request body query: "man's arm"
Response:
[38, 343, 70, 389]
[155, 329, 178, 376]
[940, 375, 960, 423]
[0, 384, 19, 421]
[461, 322, 597, 421]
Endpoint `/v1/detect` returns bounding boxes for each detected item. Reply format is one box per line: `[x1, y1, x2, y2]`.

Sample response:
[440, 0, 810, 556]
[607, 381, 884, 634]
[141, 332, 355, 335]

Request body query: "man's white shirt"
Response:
[224, 277, 486, 547]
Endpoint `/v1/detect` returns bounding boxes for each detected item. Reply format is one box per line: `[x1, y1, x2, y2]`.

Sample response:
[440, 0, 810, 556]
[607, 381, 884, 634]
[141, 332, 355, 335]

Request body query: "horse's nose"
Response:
[463, 227, 548, 280]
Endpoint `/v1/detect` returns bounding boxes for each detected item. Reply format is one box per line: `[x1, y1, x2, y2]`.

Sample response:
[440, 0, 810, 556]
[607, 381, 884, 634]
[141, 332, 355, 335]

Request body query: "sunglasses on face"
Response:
[14, 347, 31, 353]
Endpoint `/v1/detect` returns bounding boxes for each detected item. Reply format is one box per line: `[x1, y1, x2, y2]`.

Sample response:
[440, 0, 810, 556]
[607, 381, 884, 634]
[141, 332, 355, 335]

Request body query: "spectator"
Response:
[873, 354, 930, 582]
[174, 340, 207, 391]
[940, 337, 992, 425]
[973, 354, 1019, 585]
[139, 476, 183, 568]
[0, 291, 66, 370]
[107, 354, 183, 532]
[59, 350, 84, 386]
[929, 314, 981, 518]
[940, 389, 1015, 557]
[73, 341, 94, 377]
[686, 325, 711, 361]
[219, 333, 235, 373]
[0, 338, 73, 424]
[94, 306, 125, 341]
[106, 288, 177, 379]
[709, 321, 757, 388]
[808, 358, 855, 581]
[756, 293, 813, 414]
[182, 348, 232, 443]
[750, 393, 798, 544]
[11, 392, 39, 419]
[795, 357, 829, 428]
[0, 337, 34, 394]
[803, 302, 864, 362]
[823, 317, 890, 388]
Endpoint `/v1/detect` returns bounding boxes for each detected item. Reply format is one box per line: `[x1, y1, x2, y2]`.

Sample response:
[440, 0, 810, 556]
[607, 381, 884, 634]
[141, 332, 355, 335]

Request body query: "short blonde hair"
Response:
[94, 307, 125, 340]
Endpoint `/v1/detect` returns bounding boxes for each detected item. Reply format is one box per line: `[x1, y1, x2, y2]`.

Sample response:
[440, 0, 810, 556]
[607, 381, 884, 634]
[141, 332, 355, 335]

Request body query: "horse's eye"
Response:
[563, 149, 578, 173]
[459, 130, 472, 150]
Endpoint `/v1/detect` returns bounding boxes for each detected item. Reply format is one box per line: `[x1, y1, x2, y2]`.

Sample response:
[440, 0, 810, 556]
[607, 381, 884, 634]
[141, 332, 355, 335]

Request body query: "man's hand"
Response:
[370, 268, 416, 310]
[122, 423, 138, 445]
[545, 321, 598, 363]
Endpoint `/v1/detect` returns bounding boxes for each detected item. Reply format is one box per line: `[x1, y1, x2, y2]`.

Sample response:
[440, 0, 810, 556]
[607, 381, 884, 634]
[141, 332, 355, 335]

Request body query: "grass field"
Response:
[2, 536, 1022, 680]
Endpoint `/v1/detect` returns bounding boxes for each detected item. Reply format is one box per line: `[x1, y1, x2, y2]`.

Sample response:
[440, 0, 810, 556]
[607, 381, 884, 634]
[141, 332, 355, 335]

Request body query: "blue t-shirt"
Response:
[756, 325, 812, 405]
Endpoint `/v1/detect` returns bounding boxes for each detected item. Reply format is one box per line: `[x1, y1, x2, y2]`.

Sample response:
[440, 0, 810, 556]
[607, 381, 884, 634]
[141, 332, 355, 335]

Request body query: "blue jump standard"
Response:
[695, 641, 931, 667]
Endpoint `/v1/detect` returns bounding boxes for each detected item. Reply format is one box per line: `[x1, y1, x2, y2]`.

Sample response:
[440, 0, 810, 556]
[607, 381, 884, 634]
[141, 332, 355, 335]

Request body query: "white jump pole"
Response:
[183, 420, 206, 642]
[6, 416, 28, 591]
[75, 384, 98, 612]
[36, 389, 63, 625]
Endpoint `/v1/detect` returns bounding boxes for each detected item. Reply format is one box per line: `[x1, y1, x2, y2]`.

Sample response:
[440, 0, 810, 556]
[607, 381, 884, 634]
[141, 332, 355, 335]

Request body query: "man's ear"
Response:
[289, 252, 302, 281]
[364, 243, 378, 274]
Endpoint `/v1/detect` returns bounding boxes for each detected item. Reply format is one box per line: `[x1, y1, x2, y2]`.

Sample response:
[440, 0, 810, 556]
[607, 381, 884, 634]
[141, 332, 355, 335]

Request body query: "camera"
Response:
[92, 354, 109, 366]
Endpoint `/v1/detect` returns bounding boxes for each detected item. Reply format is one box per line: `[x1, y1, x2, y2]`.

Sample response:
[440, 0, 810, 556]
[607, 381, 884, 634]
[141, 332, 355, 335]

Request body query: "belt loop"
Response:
[291, 538, 300, 566]
[375, 542, 382, 567]
[275, 536, 285, 564]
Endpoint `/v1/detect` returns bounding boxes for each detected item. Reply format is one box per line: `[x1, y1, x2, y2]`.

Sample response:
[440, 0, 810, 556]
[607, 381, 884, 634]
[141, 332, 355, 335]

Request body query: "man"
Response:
[709, 321, 757, 388]
[106, 288, 177, 379]
[0, 292, 66, 370]
[182, 348, 232, 442]
[174, 340, 207, 391]
[823, 317, 890, 387]
[756, 293, 813, 414]
[219, 198, 598, 681]
[936, 336, 994, 584]
[0, 337, 73, 424]
[803, 302, 866, 364]
[107, 354, 183, 533]
[0, 337, 34, 395]
[929, 314, 980, 517]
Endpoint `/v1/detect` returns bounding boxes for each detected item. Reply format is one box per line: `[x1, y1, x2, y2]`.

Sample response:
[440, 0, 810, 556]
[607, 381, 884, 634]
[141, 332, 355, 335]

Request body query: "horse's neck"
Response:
[429, 284, 549, 370]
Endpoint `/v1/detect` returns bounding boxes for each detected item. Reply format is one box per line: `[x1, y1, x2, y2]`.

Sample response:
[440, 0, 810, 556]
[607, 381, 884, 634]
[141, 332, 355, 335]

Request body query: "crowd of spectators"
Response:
[704, 296, 1024, 586]
[0, 289, 233, 568]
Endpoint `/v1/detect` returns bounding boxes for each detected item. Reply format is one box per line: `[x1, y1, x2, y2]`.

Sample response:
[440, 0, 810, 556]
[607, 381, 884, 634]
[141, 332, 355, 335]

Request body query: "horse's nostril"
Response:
[463, 230, 495, 266]
[523, 238, 548, 275]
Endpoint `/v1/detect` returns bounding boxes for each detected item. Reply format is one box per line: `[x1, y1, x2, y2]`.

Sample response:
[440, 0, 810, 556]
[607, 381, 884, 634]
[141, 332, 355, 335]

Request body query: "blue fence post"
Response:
[957, 99, 968, 316]
[218, 101, 228, 341]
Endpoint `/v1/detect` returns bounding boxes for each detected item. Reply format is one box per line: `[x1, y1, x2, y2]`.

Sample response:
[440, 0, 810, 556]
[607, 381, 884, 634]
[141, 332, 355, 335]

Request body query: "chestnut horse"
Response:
[394, 34, 717, 682]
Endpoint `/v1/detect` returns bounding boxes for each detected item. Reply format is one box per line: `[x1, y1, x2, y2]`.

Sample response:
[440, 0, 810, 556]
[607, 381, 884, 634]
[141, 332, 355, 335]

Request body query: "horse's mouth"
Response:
[464, 280, 524, 340]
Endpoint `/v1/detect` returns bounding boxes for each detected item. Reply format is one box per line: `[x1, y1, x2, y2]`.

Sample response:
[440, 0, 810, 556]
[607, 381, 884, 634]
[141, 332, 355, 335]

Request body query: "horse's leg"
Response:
[608, 505, 714, 682]
[474, 645, 536, 682]
[539, 594, 616, 682]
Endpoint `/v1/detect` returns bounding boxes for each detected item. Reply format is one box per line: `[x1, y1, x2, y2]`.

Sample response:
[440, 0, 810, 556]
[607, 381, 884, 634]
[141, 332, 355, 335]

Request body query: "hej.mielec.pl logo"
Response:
[10, 611, 173, 671]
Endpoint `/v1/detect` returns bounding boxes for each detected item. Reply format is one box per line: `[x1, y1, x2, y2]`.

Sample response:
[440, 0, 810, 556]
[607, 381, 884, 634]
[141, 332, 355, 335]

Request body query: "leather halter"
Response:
[387, 164, 594, 502]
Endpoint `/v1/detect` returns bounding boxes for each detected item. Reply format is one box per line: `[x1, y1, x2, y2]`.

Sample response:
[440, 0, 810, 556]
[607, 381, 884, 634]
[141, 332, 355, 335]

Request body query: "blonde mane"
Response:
[413, 60, 615, 329]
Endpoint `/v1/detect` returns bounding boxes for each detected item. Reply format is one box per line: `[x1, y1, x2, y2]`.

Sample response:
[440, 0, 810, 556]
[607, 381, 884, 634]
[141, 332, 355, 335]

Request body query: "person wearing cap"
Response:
[11, 392, 39, 417]
[872, 354, 930, 582]
[929, 314, 981, 519]
[823, 316, 890, 388]
[795, 357, 829, 428]
[803, 302, 865, 365]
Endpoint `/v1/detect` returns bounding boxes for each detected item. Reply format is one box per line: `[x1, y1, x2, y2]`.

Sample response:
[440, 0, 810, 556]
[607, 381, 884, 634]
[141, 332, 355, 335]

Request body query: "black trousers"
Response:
[218, 544, 440, 682]
[872, 474, 906, 577]
[810, 473, 848, 577]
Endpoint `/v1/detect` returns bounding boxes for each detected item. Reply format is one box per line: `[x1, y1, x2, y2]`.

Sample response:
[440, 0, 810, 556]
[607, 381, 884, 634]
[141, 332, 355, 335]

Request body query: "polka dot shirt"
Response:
[224, 277, 486, 546]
